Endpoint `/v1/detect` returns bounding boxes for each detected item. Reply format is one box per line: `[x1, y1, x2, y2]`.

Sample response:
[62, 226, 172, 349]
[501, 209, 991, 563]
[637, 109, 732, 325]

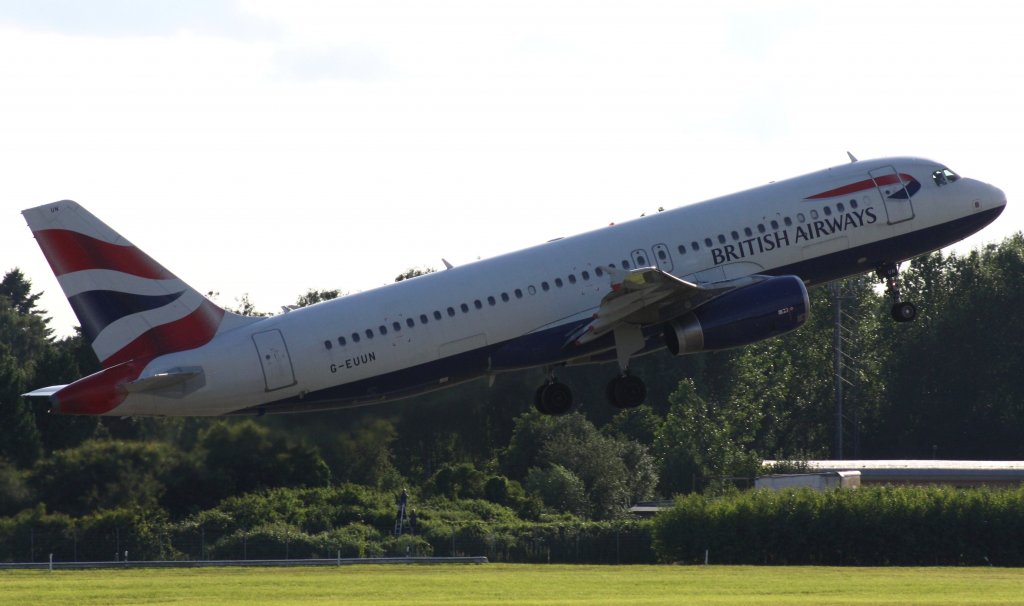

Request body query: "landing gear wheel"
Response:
[534, 381, 573, 415]
[891, 301, 917, 323]
[876, 262, 917, 323]
[606, 374, 646, 409]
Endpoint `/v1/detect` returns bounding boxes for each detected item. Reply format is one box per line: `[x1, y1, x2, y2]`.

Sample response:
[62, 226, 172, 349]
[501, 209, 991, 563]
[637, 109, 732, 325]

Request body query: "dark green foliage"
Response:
[30, 440, 184, 517]
[502, 412, 657, 519]
[653, 486, 1024, 566]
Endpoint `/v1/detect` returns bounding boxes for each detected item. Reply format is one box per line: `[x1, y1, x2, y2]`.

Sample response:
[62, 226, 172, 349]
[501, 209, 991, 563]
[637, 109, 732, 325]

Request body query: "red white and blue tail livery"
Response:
[22, 157, 1006, 416]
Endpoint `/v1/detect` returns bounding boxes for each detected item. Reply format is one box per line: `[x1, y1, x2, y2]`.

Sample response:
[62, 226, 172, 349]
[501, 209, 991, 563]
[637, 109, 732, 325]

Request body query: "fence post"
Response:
[49, 553, 53, 572]
[30, 527, 35, 562]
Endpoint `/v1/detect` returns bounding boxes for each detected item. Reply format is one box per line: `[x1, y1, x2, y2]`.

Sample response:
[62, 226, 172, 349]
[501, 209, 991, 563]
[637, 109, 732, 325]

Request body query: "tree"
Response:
[655, 379, 761, 495]
[394, 267, 436, 282]
[874, 235, 1024, 458]
[502, 412, 657, 518]
[0, 270, 49, 466]
[295, 289, 343, 308]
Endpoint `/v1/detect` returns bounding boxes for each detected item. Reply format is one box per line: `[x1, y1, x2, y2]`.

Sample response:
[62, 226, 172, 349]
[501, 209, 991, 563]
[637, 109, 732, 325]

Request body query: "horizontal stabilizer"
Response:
[121, 367, 203, 393]
[22, 385, 67, 398]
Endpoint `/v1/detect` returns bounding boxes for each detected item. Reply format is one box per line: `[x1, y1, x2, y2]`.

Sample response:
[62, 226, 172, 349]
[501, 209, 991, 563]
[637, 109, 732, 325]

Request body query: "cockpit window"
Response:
[932, 168, 960, 186]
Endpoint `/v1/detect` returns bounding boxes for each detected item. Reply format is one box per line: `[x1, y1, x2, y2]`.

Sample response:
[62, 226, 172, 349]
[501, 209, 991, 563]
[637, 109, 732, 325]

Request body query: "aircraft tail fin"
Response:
[22, 200, 246, 368]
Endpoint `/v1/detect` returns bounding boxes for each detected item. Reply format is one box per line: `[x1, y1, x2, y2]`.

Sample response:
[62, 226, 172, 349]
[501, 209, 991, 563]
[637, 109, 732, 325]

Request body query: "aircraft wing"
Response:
[567, 266, 766, 346]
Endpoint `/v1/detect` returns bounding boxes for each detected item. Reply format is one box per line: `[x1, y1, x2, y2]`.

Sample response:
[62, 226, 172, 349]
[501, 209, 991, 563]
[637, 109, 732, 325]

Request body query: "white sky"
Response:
[1, 0, 1021, 337]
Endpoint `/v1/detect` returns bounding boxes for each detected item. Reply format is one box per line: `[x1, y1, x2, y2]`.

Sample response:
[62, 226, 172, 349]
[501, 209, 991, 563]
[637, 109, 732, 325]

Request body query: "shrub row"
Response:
[653, 486, 1024, 566]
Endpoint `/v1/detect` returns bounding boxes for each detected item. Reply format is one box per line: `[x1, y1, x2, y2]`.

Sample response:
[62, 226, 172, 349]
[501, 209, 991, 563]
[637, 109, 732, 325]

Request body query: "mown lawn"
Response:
[2, 564, 1023, 605]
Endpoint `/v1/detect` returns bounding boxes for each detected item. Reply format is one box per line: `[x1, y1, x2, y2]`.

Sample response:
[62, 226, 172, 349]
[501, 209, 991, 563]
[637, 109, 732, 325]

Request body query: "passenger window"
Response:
[379, 325, 387, 335]
[352, 333, 361, 343]
[797, 213, 806, 223]
[501, 292, 510, 302]
[474, 300, 482, 309]
[595, 267, 604, 276]
[623, 261, 631, 269]
[823, 206, 832, 216]
[784, 217, 792, 226]
[637, 255, 647, 265]
[568, 274, 577, 284]
[488, 296, 496, 306]
[837, 202, 845, 212]
[731, 231, 739, 241]
[515, 289, 523, 299]
[582, 270, 591, 280]
[419, 314, 428, 324]
[717, 234, 726, 244]
[528, 285, 537, 295]
[324, 340, 332, 350]
[677, 244, 686, 254]
[461, 303, 469, 313]
[770, 220, 779, 230]
[365, 329, 374, 339]
[744, 227, 752, 237]
[447, 307, 455, 317]
[691, 242, 699, 251]
[433, 311, 442, 320]
[541, 281, 550, 291]
[338, 336, 347, 346]
[392, 321, 401, 331]
[406, 318, 415, 328]
[555, 278, 563, 287]
[850, 199, 858, 209]
[811, 210, 819, 220]
[757, 224, 766, 234]
[704, 237, 713, 247]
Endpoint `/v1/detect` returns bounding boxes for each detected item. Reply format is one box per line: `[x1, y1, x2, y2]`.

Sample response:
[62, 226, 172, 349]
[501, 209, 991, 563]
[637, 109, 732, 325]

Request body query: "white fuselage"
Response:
[113, 157, 1005, 416]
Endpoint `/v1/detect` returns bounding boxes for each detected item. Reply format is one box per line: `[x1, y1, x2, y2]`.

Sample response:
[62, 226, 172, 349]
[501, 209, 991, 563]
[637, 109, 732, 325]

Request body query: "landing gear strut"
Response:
[605, 325, 647, 409]
[876, 262, 917, 323]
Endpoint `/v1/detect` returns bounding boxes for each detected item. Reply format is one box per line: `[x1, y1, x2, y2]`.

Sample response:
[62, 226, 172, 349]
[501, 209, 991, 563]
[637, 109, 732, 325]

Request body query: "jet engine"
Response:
[664, 275, 809, 355]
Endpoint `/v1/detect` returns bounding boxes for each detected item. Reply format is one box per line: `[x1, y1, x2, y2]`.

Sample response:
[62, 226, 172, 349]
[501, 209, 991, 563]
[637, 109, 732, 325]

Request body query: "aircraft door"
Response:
[651, 243, 675, 272]
[870, 166, 915, 225]
[252, 329, 297, 391]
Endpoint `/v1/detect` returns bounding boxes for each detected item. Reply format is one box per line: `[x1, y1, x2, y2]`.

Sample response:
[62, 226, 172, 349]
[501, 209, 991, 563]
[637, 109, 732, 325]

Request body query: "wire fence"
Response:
[2, 523, 655, 565]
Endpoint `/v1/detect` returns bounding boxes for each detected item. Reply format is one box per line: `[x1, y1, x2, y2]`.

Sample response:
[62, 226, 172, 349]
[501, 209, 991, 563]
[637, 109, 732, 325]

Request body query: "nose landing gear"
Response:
[876, 262, 917, 323]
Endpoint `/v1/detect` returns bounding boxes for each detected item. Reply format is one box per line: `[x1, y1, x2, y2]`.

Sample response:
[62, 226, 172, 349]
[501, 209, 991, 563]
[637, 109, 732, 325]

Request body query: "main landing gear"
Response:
[876, 262, 917, 323]
[607, 372, 646, 409]
[534, 379, 573, 415]
[533, 325, 649, 415]
[532, 371, 648, 416]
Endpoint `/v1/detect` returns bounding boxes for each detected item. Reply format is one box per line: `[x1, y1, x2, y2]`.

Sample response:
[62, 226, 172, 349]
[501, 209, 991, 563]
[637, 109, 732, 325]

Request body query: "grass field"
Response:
[2, 564, 1023, 605]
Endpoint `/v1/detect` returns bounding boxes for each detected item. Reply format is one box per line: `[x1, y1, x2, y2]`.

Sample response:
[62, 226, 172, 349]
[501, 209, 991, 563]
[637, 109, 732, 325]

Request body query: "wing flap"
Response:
[569, 266, 769, 346]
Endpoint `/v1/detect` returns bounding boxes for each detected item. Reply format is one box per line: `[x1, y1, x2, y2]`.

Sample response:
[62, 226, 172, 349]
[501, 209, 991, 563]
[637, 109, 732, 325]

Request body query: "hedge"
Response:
[653, 486, 1024, 566]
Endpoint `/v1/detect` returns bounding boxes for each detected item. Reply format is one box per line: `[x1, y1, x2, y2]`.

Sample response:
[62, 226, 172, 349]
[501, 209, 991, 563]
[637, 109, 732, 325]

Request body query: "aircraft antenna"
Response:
[846, 151, 858, 163]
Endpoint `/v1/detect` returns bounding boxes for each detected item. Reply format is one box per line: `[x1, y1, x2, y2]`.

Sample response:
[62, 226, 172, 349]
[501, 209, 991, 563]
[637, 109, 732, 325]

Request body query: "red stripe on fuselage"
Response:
[805, 173, 911, 200]
[33, 229, 175, 279]
[101, 299, 225, 368]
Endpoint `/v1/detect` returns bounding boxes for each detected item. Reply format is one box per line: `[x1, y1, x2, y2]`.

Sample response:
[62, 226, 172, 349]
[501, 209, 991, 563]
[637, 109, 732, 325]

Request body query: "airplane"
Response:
[22, 156, 1006, 417]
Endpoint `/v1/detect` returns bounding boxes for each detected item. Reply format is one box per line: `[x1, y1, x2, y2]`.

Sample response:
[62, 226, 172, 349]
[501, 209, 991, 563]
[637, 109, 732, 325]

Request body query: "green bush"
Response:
[653, 486, 1024, 566]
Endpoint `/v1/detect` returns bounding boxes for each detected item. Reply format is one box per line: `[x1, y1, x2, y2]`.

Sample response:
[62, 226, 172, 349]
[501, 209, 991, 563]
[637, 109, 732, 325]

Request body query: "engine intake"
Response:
[664, 275, 809, 355]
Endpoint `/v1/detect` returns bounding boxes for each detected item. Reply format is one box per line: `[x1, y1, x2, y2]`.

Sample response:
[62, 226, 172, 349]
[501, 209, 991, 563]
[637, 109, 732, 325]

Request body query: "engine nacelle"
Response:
[664, 275, 809, 355]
